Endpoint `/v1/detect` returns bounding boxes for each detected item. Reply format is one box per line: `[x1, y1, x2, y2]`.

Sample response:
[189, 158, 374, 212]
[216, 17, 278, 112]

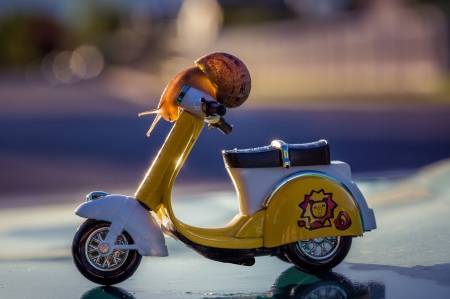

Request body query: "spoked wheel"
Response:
[72, 219, 142, 285]
[284, 236, 352, 273]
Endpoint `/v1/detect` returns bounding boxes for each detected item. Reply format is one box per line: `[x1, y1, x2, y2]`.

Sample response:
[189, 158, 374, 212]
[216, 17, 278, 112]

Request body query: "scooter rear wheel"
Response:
[72, 219, 142, 285]
[284, 236, 352, 273]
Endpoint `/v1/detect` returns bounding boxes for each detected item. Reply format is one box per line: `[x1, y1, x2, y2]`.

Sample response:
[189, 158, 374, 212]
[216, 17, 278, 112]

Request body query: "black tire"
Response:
[72, 219, 142, 285]
[284, 236, 352, 273]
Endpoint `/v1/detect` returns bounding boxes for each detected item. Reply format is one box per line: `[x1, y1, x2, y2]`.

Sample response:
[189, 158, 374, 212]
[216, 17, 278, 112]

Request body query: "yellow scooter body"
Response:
[134, 111, 264, 249]
[263, 173, 363, 248]
[134, 109, 367, 250]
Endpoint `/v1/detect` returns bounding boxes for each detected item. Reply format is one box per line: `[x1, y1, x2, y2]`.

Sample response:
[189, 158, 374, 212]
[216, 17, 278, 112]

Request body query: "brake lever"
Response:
[207, 116, 233, 134]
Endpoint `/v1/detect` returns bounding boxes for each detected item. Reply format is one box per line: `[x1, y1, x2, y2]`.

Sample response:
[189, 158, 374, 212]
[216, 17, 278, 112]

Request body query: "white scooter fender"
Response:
[75, 194, 168, 257]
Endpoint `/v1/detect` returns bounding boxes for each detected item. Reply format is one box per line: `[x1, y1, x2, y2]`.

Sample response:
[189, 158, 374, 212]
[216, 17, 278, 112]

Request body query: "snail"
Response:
[139, 52, 251, 136]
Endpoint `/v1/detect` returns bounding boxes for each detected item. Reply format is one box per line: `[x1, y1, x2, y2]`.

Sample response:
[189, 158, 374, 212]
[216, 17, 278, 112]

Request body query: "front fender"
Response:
[263, 173, 364, 248]
[75, 194, 168, 257]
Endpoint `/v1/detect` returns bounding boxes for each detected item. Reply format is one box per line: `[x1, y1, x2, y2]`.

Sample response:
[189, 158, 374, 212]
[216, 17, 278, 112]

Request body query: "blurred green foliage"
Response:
[0, 0, 449, 70]
[221, 0, 296, 25]
[0, 14, 70, 67]
[74, 4, 122, 48]
[418, 0, 450, 15]
[0, 2, 141, 68]
[0, 2, 168, 69]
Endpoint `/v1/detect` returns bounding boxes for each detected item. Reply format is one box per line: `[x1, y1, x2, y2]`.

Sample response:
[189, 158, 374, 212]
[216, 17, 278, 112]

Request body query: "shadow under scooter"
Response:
[80, 286, 136, 299]
[268, 266, 385, 299]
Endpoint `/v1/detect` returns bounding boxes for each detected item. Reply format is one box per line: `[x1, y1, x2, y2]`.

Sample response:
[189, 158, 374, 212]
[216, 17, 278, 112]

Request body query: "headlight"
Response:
[86, 191, 108, 202]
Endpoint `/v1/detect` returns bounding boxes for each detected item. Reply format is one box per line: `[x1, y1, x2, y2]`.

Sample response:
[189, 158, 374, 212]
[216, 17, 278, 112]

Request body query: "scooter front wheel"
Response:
[72, 219, 142, 285]
[284, 236, 352, 273]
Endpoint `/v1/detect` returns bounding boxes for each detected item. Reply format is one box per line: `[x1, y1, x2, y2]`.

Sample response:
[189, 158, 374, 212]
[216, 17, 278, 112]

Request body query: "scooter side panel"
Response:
[263, 175, 363, 248]
[75, 195, 168, 256]
[228, 162, 353, 216]
[227, 162, 376, 231]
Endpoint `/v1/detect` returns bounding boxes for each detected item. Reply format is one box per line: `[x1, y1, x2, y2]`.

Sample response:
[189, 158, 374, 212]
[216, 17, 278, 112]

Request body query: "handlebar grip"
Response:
[208, 102, 226, 116]
[210, 116, 233, 134]
[201, 98, 226, 116]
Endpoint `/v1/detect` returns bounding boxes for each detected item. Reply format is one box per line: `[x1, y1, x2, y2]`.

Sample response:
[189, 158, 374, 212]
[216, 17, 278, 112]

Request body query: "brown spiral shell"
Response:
[195, 52, 251, 108]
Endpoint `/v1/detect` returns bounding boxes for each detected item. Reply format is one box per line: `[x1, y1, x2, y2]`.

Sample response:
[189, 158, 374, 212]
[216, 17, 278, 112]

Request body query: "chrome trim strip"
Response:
[271, 140, 290, 168]
[176, 85, 190, 104]
[262, 171, 361, 216]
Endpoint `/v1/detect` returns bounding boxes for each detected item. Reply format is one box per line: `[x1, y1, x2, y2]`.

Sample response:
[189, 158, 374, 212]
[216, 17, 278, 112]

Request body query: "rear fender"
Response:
[75, 194, 168, 257]
[263, 172, 365, 248]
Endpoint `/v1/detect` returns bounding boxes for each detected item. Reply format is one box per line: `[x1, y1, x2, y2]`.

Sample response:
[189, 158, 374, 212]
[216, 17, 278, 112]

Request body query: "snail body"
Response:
[139, 52, 251, 136]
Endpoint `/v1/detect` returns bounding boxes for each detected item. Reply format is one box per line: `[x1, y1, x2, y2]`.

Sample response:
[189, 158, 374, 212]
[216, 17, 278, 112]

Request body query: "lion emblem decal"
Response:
[297, 189, 352, 231]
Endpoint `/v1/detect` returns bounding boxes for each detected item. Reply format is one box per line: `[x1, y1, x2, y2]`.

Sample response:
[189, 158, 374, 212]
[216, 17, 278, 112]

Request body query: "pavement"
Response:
[1, 160, 450, 298]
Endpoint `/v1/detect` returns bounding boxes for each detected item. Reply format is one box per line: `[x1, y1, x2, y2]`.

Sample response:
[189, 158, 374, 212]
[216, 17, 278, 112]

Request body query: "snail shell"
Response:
[195, 52, 251, 108]
[139, 52, 251, 136]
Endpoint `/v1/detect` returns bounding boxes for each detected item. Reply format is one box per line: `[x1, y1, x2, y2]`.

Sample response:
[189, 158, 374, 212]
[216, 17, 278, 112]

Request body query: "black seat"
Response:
[222, 140, 330, 168]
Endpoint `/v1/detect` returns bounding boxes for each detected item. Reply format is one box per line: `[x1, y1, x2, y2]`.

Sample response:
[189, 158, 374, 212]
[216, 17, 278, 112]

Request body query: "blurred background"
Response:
[1, 0, 450, 207]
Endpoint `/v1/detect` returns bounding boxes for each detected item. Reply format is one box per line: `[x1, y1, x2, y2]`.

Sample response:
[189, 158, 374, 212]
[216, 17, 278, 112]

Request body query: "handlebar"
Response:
[209, 116, 233, 134]
[200, 98, 233, 134]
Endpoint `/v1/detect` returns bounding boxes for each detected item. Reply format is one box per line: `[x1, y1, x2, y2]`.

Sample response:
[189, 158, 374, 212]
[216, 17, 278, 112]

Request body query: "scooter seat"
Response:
[222, 139, 330, 168]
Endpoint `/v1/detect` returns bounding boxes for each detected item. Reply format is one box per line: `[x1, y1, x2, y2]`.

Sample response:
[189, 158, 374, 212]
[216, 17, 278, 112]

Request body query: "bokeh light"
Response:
[52, 51, 81, 83]
[173, 0, 223, 53]
[73, 45, 104, 79]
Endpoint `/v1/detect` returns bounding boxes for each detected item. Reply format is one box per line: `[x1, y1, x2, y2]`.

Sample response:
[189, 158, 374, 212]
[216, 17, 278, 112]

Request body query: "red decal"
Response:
[334, 211, 352, 230]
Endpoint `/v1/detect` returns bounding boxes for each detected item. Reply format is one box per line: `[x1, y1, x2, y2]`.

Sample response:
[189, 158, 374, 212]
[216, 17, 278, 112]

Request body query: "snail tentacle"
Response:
[145, 114, 162, 137]
[138, 108, 160, 117]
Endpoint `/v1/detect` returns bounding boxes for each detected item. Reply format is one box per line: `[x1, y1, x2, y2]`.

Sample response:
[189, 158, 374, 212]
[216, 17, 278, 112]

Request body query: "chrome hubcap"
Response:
[85, 227, 129, 271]
[297, 236, 340, 260]
[98, 243, 109, 254]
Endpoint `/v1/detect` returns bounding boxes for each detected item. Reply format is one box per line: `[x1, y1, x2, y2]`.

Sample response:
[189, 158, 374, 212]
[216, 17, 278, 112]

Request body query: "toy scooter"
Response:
[71, 53, 376, 285]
